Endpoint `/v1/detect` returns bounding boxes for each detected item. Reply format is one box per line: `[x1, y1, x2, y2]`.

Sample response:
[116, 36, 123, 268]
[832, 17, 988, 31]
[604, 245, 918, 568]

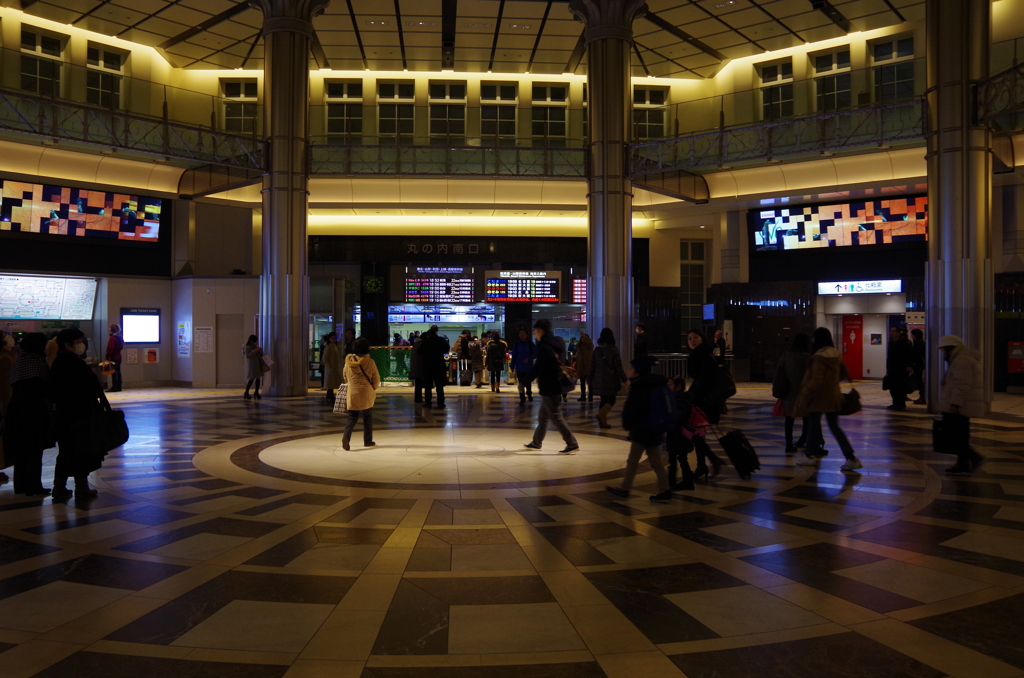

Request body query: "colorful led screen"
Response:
[752, 197, 927, 252]
[0, 179, 162, 241]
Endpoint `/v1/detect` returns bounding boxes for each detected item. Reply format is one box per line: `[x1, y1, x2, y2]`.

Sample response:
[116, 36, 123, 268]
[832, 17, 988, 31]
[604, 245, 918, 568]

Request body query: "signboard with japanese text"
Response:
[817, 280, 902, 295]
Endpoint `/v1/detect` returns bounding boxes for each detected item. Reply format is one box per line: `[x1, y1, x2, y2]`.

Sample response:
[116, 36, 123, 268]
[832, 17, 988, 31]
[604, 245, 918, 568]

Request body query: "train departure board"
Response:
[405, 267, 475, 303]
[572, 279, 587, 304]
[485, 270, 561, 302]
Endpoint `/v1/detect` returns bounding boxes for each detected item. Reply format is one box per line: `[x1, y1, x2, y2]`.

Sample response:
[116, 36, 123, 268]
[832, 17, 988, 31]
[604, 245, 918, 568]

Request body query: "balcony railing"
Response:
[310, 142, 585, 178]
[978, 60, 1024, 133]
[630, 99, 925, 175]
[0, 88, 264, 170]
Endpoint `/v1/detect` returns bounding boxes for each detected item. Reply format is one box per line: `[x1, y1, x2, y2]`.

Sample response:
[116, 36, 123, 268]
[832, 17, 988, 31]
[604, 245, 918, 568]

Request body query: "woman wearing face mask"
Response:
[49, 327, 106, 500]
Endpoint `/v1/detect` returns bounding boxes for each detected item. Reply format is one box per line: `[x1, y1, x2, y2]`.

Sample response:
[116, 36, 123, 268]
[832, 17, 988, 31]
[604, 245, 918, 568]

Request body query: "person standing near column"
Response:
[49, 327, 103, 500]
[104, 324, 124, 392]
[321, 332, 342, 404]
[525, 319, 579, 454]
[511, 328, 537, 405]
[885, 326, 914, 410]
[575, 333, 594, 402]
[418, 326, 448, 409]
[243, 335, 265, 400]
[590, 328, 627, 428]
[911, 328, 927, 405]
[486, 333, 509, 393]
[4, 333, 53, 496]
[634, 324, 649, 359]
[937, 335, 985, 475]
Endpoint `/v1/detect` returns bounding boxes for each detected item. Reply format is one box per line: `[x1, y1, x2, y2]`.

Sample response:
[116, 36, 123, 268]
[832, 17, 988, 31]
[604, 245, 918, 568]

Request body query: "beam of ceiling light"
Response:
[345, 0, 369, 69]
[394, 0, 408, 70]
[487, 0, 506, 72]
[526, 1, 553, 74]
[158, 1, 252, 50]
[809, 0, 853, 33]
[311, 30, 331, 69]
[441, 0, 457, 70]
[240, 30, 262, 69]
[643, 11, 726, 62]
[564, 31, 585, 74]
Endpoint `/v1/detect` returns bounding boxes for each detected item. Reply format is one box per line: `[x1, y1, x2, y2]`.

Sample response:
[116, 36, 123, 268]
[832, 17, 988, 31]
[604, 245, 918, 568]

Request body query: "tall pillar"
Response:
[569, 0, 647, 358]
[250, 0, 329, 396]
[925, 0, 993, 411]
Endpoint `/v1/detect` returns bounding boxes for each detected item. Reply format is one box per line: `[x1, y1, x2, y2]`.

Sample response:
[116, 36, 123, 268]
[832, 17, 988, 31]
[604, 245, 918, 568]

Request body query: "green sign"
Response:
[41, 321, 80, 329]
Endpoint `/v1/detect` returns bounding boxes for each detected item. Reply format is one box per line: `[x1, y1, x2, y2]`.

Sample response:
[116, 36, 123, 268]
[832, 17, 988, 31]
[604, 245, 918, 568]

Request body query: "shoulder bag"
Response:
[839, 388, 862, 416]
[72, 390, 130, 457]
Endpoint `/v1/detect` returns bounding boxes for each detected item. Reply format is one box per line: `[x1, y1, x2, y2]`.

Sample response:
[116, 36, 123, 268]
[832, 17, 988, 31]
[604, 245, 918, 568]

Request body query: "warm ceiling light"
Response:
[367, 20, 388, 26]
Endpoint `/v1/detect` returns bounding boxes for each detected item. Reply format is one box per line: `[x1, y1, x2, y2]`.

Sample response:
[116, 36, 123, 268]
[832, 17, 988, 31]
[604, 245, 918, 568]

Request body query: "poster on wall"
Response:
[125, 348, 138, 364]
[145, 348, 159, 364]
[177, 322, 190, 356]
[194, 327, 214, 353]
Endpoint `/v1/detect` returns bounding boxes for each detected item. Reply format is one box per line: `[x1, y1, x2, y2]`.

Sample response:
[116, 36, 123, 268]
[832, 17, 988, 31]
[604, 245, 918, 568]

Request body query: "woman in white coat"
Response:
[937, 335, 986, 476]
[342, 337, 381, 450]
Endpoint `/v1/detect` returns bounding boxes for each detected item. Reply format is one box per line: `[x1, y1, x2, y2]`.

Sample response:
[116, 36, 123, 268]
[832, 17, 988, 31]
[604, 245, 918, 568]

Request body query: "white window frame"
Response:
[812, 48, 852, 112]
[20, 26, 66, 98]
[325, 79, 363, 144]
[758, 59, 794, 121]
[86, 43, 127, 109]
[221, 78, 259, 135]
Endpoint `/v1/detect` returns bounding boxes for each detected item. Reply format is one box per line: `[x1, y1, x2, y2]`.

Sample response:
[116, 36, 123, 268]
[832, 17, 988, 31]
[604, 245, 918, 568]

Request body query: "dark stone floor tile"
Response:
[33, 651, 289, 678]
[909, 593, 1024, 669]
[639, 512, 751, 552]
[235, 493, 344, 516]
[115, 517, 282, 553]
[122, 506, 195, 526]
[169, 486, 286, 506]
[741, 545, 921, 613]
[915, 499, 1024, 531]
[423, 528, 516, 546]
[107, 570, 357, 645]
[853, 520, 1024, 576]
[326, 498, 418, 522]
[372, 579, 449, 655]
[571, 491, 653, 515]
[0, 642, 14, 654]
[362, 663, 607, 678]
[0, 534, 62, 564]
[411, 575, 555, 605]
[535, 522, 637, 541]
[941, 478, 1024, 500]
[0, 554, 186, 601]
[315, 526, 395, 545]
[535, 532, 616, 567]
[670, 631, 944, 678]
[244, 528, 320, 567]
[406, 546, 452, 571]
[585, 562, 747, 597]
[777, 485, 903, 513]
[721, 498, 852, 533]
[506, 495, 574, 523]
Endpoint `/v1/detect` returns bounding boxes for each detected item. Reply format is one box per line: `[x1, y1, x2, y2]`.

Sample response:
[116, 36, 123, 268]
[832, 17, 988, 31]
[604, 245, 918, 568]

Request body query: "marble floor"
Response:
[1, 384, 1023, 678]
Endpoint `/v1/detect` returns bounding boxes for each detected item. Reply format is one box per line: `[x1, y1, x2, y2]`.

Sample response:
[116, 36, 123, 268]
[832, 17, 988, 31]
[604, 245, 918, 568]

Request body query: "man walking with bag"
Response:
[524, 319, 578, 454]
[937, 335, 985, 476]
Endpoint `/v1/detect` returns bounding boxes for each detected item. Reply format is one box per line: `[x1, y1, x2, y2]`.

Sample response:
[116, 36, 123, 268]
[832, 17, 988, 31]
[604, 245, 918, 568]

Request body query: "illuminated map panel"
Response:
[0, 274, 97, 320]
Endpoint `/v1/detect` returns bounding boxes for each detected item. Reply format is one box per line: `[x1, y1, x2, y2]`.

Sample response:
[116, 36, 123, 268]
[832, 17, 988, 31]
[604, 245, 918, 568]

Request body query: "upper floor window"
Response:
[532, 83, 568, 146]
[378, 81, 415, 100]
[325, 80, 362, 144]
[428, 81, 466, 140]
[814, 49, 851, 112]
[221, 79, 258, 135]
[481, 83, 517, 102]
[20, 27, 65, 98]
[872, 37, 915, 102]
[86, 44, 126, 108]
[429, 81, 466, 100]
[533, 84, 567, 103]
[633, 87, 667, 140]
[759, 60, 793, 120]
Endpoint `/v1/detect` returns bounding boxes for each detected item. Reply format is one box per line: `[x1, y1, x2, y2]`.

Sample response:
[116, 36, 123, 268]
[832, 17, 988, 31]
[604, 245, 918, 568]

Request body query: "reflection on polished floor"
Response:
[1, 386, 1024, 678]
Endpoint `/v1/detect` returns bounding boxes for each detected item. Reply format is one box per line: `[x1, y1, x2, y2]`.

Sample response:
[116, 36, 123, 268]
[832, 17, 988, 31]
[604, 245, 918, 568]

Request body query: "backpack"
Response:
[468, 341, 482, 358]
[679, 401, 710, 440]
[707, 364, 737, 404]
[645, 385, 679, 434]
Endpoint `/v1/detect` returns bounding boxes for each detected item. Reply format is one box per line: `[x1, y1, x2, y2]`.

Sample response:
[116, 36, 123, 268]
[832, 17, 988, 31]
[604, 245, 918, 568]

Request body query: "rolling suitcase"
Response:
[718, 429, 760, 480]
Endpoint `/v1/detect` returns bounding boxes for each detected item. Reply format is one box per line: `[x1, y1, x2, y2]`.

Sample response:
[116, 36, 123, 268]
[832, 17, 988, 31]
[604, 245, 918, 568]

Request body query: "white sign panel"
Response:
[818, 280, 902, 295]
[194, 327, 214, 354]
[0, 274, 97, 320]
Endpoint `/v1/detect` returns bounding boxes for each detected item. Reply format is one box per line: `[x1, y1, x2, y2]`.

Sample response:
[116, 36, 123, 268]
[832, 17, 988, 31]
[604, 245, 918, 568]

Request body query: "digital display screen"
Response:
[752, 197, 927, 252]
[405, 277, 475, 303]
[1, 179, 163, 242]
[0, 274, 97, 320]
[703, 303, 715, 321]
[485, 271, 561, 303]
[572, 279, 587, 304]
[387, 304, 495, 324]
[122, 309, 161, 343]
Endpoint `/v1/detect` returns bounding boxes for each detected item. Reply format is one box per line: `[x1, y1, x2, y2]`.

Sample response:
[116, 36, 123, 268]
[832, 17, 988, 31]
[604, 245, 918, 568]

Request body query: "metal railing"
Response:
[978, 60, 1024, 133]
[369, 346, 413, 383]
[310, 143, 586, 178]
[651, 353, 689, 381]
[630, 99, 925, 175]
[0, 88, 265, 170]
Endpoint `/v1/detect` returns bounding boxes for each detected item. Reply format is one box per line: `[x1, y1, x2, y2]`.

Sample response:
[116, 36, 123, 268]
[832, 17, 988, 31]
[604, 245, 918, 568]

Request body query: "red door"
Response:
[841, 315, 863, 380]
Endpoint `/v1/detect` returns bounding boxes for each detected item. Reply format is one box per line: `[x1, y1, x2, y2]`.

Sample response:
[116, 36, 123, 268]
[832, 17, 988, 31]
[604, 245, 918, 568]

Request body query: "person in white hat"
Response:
[937, 335, 985, 475]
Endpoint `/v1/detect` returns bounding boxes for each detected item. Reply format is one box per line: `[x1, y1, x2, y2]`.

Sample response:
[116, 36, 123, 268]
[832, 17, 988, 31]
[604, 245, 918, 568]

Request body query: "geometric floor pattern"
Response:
[1, 384, 1023, 678]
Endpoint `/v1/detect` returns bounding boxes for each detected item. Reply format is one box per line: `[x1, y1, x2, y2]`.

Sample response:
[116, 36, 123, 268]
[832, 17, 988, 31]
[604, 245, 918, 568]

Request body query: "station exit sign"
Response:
[818, 280, 902, 295]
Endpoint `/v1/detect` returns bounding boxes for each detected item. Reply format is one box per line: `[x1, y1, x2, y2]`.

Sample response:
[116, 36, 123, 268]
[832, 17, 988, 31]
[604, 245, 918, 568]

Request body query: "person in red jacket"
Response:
[105, 324, 124, 392]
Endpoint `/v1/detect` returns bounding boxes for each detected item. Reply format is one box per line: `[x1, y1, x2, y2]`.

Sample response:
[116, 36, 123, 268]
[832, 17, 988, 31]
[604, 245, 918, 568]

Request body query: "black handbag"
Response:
[72, 390, 129, 457]
[839, 388, 862, 416]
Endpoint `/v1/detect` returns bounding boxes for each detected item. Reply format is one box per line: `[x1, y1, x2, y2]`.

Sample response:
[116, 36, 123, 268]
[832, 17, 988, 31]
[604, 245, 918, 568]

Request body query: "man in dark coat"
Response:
[525, 319, 578, 453]
[634, 324, 649, 358]
[417, 326, 448, 408]
[886, 326, 914, 410]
